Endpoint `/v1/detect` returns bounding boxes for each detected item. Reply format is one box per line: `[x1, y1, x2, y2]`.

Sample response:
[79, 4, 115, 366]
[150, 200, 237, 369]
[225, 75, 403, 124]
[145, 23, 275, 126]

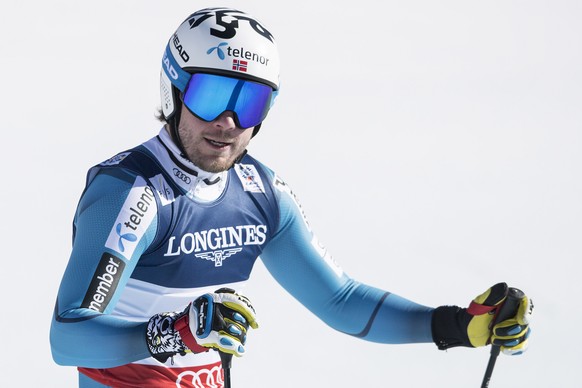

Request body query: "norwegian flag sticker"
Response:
[232, 59, 248, 72]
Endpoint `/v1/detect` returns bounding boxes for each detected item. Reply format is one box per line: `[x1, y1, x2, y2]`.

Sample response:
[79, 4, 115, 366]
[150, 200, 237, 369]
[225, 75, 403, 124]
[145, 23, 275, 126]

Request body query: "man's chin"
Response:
[195, 157, 235, 173]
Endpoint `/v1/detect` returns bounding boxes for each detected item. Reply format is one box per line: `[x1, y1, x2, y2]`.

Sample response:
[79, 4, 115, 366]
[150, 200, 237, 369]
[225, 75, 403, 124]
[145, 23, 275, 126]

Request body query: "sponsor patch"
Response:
[150, 173, 175, 206]
[164, 224, 267, 266]
[81, 253, 126, 313]
[235, 164, 265, 193]
[195, 248, 243, 267]
[104, 176, 157, 259]
[172, 168, 192, 184]
[100, 152, 131, 166]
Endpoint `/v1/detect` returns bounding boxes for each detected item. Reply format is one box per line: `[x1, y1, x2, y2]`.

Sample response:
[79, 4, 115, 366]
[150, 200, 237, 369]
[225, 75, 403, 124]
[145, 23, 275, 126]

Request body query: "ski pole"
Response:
[480, 287, 524, 388]
[219, 351, 233, 388]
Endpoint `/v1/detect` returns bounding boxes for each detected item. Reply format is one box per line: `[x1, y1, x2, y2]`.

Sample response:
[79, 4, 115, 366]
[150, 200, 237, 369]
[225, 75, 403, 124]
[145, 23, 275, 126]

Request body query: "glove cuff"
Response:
[431, 305, 472, 350]
[146, 311, 187, 363]
[146, 309, 207, 363]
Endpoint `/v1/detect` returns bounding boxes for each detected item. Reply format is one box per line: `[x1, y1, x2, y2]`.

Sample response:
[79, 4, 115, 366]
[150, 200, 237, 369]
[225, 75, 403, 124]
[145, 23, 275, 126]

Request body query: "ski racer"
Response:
[50, 7, 533, 388]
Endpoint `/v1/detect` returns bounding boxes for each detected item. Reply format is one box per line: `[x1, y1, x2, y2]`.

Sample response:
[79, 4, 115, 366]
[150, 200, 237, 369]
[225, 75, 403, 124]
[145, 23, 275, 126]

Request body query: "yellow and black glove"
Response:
[432, 283, 533, 355]
[146, 288, 259, 363]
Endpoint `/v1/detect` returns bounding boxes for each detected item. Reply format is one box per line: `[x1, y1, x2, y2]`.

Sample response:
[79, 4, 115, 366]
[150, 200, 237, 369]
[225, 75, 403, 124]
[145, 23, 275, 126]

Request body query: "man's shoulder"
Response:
[84, 137, 165, 188]
[237, 153, 281, 190]
[239, 153, 274, 175]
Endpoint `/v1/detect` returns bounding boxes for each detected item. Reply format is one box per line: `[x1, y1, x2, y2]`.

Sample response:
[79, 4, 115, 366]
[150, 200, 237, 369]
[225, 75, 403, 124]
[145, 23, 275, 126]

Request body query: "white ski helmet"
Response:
[160, 8, 280, 121]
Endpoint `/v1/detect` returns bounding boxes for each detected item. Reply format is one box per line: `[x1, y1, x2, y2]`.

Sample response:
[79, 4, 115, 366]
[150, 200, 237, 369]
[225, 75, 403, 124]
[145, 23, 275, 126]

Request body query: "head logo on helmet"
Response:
[172, 35, 190, 62]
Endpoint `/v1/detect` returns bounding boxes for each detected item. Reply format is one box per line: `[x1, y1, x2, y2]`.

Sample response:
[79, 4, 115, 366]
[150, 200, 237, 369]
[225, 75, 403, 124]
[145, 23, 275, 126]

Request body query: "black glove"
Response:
[432, 282, 533, 355]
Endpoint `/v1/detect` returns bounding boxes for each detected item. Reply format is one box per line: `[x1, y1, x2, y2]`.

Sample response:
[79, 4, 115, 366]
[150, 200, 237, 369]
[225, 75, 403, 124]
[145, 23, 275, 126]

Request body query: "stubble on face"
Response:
[176, 108, 254, 173]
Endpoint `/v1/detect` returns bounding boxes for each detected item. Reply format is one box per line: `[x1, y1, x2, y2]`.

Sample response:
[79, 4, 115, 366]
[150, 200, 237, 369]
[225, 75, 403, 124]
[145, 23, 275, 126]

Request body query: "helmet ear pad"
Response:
[160, 70, 179, 120]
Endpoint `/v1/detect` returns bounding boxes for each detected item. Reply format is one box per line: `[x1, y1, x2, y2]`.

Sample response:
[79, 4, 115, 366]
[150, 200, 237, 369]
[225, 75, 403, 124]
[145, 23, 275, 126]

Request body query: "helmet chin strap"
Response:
[167, 88, 190, 159]
[251, 124, 261, 138]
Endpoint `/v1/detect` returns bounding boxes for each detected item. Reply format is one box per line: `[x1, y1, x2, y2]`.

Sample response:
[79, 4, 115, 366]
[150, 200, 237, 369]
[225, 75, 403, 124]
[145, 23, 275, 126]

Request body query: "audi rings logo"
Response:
[173, 168, 192, 184]
[176, 365, 224, 388]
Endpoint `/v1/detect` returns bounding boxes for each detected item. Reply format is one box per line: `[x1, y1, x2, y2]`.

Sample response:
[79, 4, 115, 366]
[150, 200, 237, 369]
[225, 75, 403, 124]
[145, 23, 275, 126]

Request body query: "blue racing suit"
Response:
[50, 129, 435, 387]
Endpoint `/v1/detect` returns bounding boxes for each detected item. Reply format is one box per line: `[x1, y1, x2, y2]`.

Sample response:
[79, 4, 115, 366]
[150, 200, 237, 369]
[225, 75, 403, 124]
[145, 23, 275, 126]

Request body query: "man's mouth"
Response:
[206, 139, 230, 147]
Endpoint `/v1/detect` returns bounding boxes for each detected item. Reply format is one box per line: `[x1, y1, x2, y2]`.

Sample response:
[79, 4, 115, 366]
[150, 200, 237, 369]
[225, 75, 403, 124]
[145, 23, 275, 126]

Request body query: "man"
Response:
[50, 7, 532, 388]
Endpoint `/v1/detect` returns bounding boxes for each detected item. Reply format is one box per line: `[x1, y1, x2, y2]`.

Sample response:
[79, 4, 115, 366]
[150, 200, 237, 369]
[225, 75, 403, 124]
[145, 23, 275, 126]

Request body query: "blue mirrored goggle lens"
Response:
[183, 73, 274, 129]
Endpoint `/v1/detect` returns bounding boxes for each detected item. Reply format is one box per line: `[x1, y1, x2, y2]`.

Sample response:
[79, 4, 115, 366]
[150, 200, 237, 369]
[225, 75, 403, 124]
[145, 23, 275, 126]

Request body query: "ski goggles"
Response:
[182, 73, 277, 129]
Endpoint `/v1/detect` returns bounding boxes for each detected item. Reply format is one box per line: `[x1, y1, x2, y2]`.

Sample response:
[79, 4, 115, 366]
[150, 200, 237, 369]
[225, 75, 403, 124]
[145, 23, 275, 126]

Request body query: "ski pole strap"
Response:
[467, 301, 497, 316]
[175, 309, 209, 354]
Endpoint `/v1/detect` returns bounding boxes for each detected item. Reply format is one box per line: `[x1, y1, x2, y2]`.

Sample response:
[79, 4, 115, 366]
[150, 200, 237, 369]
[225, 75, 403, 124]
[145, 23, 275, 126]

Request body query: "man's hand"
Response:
[146, 288, 258, 363]
[175, 288, 259, 357]
[432, 282, 533, 354]
[491, 294, 533, 355]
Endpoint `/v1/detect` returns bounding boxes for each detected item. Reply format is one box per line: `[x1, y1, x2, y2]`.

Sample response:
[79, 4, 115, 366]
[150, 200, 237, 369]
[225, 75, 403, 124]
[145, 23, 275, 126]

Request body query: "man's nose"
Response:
[213, 111, 237, 130]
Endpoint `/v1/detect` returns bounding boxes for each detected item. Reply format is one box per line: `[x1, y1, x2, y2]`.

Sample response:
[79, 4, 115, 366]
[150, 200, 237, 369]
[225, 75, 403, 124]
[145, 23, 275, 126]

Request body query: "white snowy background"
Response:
[2, 0, 580, 387]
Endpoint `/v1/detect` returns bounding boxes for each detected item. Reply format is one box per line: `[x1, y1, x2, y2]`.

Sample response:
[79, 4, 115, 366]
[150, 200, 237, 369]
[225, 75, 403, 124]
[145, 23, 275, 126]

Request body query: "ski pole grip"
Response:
[494, 287, 524, 325]
[481, 287, 525, 388]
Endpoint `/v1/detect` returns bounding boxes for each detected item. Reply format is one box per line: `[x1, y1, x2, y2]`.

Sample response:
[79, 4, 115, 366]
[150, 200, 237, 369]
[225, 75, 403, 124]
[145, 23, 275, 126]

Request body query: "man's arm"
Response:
[50, 170, 158, 368]
[259, 172, 531, 353]
[259, 174, 434, 344]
